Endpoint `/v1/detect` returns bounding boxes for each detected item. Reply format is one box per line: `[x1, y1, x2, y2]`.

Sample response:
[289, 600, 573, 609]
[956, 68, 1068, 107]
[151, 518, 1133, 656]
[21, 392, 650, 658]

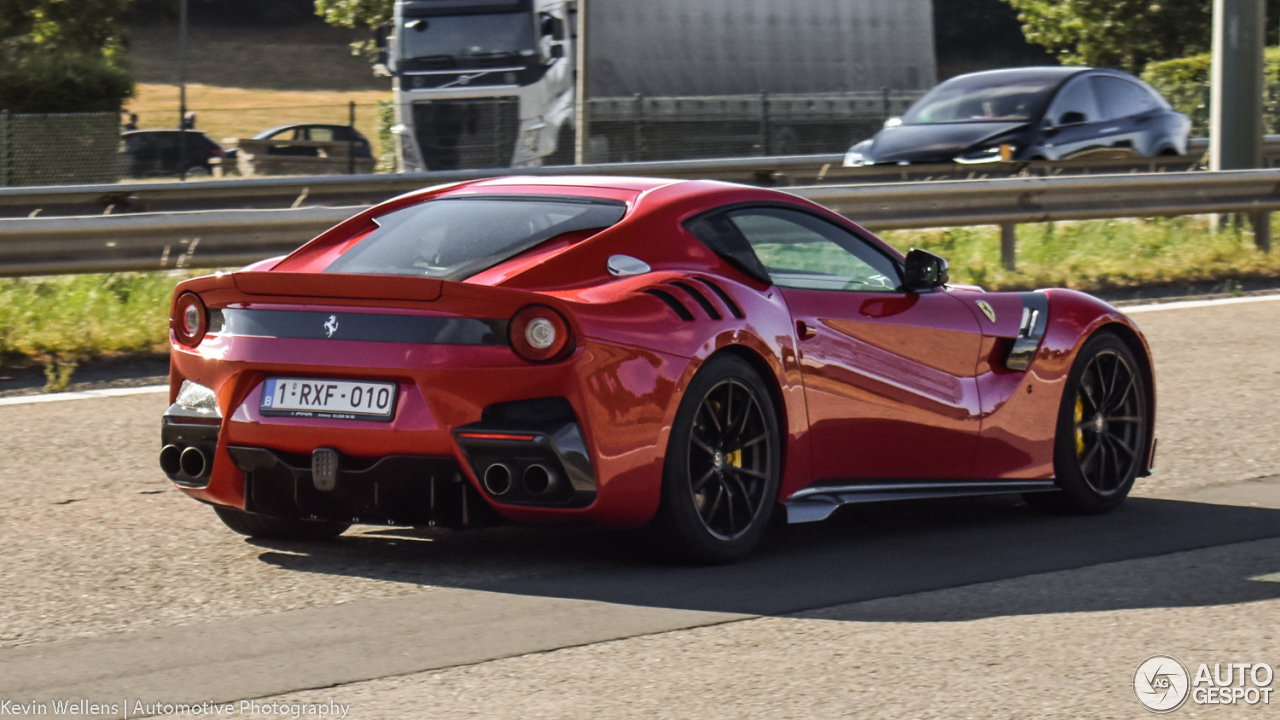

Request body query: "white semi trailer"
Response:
[379, 0, 937, 171]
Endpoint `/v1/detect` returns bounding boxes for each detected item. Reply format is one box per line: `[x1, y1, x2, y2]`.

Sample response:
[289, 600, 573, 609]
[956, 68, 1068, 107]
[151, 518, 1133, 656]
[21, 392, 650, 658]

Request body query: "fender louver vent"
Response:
[693, 278, 745, 319]
[671, 281, 721, 320]
[643, 289, 695, 321]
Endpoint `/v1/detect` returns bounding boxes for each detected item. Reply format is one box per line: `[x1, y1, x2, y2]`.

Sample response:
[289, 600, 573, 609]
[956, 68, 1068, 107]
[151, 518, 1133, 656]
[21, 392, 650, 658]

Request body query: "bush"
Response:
[0, 52, 134, 113]
[1143, 47, 1280, 86]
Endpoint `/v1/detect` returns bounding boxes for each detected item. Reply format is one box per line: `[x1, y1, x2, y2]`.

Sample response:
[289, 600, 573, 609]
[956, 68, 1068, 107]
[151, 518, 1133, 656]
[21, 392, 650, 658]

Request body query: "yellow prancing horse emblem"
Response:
[976, 300, 997, 323]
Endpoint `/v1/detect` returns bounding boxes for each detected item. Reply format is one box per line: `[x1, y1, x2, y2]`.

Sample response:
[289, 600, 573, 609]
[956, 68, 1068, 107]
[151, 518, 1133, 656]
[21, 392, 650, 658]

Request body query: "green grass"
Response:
[2, 217, 1278, 391]
[879, 216, 1280, 292]
[0, 272, 191, 389]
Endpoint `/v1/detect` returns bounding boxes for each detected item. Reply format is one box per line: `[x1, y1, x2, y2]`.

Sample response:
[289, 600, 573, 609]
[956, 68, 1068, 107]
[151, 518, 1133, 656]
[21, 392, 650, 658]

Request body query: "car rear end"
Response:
[159, 183, 674, 530]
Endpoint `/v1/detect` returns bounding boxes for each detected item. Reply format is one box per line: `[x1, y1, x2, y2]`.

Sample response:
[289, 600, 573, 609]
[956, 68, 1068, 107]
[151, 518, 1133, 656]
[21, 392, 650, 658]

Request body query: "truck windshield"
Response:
[325, 197, 627, 280]
[399, 13, 536, 62]
[902, 76, 1059, 124]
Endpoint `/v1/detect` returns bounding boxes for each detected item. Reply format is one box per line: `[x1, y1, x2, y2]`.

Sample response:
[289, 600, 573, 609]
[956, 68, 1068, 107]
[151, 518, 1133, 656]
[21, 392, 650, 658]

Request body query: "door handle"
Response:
[796, 320, 818, 340]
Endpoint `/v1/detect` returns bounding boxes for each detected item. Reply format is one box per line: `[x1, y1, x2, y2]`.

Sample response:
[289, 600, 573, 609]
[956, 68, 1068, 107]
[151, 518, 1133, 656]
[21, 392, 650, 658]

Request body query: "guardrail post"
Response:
[1000, 223, 1017, 270]
[1252, 211, 1271, 252]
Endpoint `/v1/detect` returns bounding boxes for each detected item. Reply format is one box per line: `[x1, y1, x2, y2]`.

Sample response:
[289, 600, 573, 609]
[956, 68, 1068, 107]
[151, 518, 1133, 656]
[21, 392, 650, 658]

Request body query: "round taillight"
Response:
[510, 305, 573, 362]
[173, 292, 208, 347]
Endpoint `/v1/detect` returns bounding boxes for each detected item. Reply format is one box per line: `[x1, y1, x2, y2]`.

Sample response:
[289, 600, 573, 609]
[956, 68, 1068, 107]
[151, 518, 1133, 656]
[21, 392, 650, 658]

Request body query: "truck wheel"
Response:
[213, 506, 349, 541]
[546, 124, 576, 165]
[657, 355, 781, 563]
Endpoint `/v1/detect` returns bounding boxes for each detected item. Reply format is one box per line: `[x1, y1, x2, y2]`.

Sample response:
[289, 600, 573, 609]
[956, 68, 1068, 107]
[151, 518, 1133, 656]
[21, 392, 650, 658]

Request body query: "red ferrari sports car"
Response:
[160, 176, 1155, 562]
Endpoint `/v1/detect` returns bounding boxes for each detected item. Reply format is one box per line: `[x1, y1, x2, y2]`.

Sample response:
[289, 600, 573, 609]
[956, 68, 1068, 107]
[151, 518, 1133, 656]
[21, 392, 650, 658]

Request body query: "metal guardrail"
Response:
[1, 169, 1277, 276]
[4, 136, 1280, 220]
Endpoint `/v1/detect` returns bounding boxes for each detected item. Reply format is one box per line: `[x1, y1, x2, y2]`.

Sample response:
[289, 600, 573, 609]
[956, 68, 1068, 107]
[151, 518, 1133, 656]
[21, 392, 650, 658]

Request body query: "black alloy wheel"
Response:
[1072, 346, 1145, 495]
[659, 355, 781, 563]
[1029, 333, 1149, 514]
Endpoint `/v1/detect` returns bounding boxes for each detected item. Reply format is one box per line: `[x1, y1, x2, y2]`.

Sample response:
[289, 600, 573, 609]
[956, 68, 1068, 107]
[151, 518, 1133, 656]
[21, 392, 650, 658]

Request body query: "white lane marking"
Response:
[0, 384, 168, 407]
[1250, 572, 1280, 583]
[1122, 293, 1280, 314]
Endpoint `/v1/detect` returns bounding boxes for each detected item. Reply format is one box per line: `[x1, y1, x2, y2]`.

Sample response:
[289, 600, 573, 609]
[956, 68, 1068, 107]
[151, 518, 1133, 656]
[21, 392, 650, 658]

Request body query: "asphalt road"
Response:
[2, 297, 1279, 719]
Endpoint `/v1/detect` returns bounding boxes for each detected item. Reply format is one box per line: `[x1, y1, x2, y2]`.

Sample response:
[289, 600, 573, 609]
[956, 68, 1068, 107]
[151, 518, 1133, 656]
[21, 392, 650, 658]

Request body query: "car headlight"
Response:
[955, 143, 1016, 164]
[175, 380, 219, 415]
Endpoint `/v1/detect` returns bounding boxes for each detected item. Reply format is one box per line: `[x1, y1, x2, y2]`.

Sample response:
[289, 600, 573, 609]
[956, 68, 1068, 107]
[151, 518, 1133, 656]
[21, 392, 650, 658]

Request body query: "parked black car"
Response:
[843, 67, 1191, 166]
[121, 130, 225, 177]
[223, 124, 374, 162]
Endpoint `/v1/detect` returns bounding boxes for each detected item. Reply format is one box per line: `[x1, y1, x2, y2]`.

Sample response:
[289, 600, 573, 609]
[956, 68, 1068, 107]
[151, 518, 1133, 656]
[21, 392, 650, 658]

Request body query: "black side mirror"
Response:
[1059, 111, 1087, 125]
[550, 43, 565, 59]
[903, 248, 949, 291]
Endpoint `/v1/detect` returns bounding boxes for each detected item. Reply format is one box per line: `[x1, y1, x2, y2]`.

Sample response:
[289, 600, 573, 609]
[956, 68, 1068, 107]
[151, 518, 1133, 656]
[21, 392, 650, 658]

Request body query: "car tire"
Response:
[1026, 333, 1149, 514]
[657, 355, 781, 563]
[213, 506, 349, 541]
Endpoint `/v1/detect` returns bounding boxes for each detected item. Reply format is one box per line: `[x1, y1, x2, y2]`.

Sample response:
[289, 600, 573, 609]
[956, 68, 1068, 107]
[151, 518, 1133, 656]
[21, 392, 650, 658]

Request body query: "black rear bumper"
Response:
[228, 446, 491, 527]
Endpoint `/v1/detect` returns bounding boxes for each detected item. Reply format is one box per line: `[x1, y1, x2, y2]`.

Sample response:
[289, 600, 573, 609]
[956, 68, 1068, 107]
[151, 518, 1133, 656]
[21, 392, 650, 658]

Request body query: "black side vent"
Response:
[671, 281, 721, 320]
[643, 289, 695, 321]
[694, 277, 745, 319]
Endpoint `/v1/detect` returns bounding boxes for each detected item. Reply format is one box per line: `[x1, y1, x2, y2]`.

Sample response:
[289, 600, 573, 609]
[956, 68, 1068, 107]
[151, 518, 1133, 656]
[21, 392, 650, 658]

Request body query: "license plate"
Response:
[260, 377, 397, 421]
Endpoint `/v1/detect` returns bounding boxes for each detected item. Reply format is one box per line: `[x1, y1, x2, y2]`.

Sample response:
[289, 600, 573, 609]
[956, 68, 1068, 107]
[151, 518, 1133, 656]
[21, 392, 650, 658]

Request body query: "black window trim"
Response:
[682, 200, 907, 291]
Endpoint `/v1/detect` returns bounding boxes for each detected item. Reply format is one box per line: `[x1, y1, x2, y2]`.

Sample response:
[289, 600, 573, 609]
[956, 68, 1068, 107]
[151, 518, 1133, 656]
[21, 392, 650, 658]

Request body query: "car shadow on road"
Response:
[249, 480, 1280, 620]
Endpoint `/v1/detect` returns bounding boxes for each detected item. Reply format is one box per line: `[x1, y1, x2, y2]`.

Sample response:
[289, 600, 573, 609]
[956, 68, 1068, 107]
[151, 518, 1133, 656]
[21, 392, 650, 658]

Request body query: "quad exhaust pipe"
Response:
[159, 444, 181, 475]
[482, 463, 514, 496]
[481, 462, 561, 498]
[160, 444, 209, 479]
[523, 464, 559, 497]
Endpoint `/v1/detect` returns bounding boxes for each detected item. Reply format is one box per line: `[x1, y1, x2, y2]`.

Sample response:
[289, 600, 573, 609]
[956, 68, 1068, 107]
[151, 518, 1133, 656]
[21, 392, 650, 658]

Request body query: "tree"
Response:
[1001, 0, 1212, 74]
[0, 0, 136, 112]
[314, 0, 392, 33]
[1, 0, 135, 60]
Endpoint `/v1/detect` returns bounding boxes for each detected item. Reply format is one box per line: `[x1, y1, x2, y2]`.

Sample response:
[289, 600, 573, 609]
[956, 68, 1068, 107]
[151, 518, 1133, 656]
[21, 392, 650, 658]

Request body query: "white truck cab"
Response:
[385, 0, 576, 171]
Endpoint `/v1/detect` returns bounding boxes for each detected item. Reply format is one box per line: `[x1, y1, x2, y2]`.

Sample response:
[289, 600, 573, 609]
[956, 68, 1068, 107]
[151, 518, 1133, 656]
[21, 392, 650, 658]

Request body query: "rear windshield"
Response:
[325, 196, 627, 280]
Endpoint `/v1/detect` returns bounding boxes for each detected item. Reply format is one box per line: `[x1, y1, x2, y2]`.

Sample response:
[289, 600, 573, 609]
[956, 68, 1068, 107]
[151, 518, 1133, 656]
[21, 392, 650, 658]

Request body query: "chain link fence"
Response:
[1148, 82, 1280, 138]
[0, 112, 121, 187]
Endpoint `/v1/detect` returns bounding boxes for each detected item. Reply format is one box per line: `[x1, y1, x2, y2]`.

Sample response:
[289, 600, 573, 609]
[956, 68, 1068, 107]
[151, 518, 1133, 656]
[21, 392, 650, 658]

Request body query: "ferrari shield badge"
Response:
[976, 300, 997, 323]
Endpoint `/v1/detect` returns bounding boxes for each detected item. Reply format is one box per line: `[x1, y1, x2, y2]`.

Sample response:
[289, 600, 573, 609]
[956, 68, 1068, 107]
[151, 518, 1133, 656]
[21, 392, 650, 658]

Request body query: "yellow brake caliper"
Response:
[727, 449, 742, 468]
[1075, 396, 1085, 454]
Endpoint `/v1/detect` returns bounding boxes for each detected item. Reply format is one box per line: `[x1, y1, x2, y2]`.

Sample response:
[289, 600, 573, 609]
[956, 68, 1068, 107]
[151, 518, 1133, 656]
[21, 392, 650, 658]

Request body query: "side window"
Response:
[1092, 76, 1158, 120]
[684, 212, 771, 283]
[310, 127, 337, 142]
[1046, 76, 1100, 125]
[728, 207, 901, 292]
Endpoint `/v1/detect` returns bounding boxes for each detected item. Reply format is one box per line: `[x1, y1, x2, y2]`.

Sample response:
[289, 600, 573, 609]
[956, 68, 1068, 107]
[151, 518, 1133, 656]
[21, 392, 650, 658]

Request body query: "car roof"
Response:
[123, 129, 212, 136]
[942, 66, 1090, 85]
[252, 124, 359, 139]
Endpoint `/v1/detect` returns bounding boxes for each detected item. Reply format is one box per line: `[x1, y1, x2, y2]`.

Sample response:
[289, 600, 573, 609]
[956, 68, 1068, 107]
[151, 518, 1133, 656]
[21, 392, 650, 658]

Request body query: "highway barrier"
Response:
[1, 168, 1277, 276]
[6, 136, 1280, 220]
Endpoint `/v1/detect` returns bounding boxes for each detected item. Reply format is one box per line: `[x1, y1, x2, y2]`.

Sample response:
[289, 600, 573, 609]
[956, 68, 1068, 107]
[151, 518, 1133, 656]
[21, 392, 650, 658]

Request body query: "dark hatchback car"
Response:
[223, 124, 374, 161]
[843, 67, 1191, 166]
[122, 130, 225, 177]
